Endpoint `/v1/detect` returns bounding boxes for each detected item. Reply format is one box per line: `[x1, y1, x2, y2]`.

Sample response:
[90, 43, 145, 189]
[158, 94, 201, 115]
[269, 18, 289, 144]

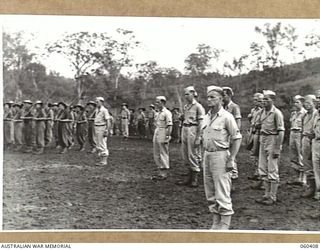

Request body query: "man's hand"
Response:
[164, 135, 171, 144]
[226, 157, 235, 172]
[194, 137, 201, 147]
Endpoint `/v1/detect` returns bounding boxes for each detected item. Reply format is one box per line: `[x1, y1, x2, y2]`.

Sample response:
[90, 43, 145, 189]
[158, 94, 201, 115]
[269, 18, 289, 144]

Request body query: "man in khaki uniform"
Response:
[86, 101, 97, 153]
[312, 90, 320, 200]
[21, 100, 34, 153]
[94, 97, 111, 166]
[148, 104, 156, 138]
[177, 86, 205, 188]
[44, 103, 55, 148]
[121, 103, 130, 139]
[12, 103, 24, 151]
[287, 95, 307, 186]
[201, 85, 242, 230]
[256, 90, 285, 206]
[3, 101, 14, 150]
[222, 86, 241, 184]
[247, 93, 264, 182]
[152, 96, 173, 181]
[74, 104, 88, 151]
[33, 100, 46, 154]
[301, 95, 318, 198]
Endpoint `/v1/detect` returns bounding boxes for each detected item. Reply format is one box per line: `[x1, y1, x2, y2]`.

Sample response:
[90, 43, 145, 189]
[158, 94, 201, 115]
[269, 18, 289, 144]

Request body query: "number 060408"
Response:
[300, 244, 319, 248]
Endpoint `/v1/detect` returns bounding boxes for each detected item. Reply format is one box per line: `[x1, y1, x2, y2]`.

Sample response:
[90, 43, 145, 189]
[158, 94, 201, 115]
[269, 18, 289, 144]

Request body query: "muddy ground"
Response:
[3, 136, 320, 230]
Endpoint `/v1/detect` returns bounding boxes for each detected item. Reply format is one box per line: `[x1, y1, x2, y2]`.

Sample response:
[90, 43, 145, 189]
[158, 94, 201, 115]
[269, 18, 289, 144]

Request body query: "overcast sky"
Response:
[1, 15, 320, 78]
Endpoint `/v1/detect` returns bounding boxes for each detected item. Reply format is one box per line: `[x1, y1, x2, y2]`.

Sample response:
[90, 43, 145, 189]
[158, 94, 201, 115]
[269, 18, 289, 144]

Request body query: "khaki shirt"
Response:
[302, 109, 317, 136]
[155, 107, 173, 129]
[94, 106, 110, 126]
[148, 109, 156, 120]
[183, 99, 205, 125]
[313, 112, 320, 140]
[224, 100, 242, 120]
[201, 107, 242, 151]
[290, 108, 307, 131]
[121, 108, 130, 120]
[249, 107, 262, 127]
[260, 105, 285, 135]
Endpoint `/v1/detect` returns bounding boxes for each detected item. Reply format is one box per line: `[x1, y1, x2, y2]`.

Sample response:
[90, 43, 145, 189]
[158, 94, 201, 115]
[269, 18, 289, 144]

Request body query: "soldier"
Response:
[300, 95, 318, 198]
[57, 101, 73, 154]
[21, 100, 34, 153]
[287, 95, 307, 186]
[33, 100, 46, 154]
[137, 108, 147, 139]
[222, 86, 242, 184]
[148, 104, 156, 138]
[120, 103, 130, 139]
[3, 101, 14, 150]
[248, 93, 264, 182]
[44, 103, 55, 148]
[52, 103, 60, 148]
[12, 103, 24, 151]
[129, 109, 136, 136]
[93, 97, 111, 166]
[312, 90, 320, 200]
[201, 85, 242, 230]
[255, 90, 285, 206]
[86, 101, 97, 153]
[177, 86, 205, 188]
[151, 96, 173, 181]
[74, 104, 88, 151]
[171, 108, 182, 143]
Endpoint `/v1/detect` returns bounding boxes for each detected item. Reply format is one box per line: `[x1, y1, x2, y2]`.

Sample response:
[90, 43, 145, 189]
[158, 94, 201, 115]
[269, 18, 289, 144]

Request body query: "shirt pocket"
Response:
[186, 110, 197, 122]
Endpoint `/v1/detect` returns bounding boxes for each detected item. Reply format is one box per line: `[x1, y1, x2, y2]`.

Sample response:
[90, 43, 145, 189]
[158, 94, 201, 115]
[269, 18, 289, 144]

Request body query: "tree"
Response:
[184, 44, 223, 76]
[46, 32, 107, 101]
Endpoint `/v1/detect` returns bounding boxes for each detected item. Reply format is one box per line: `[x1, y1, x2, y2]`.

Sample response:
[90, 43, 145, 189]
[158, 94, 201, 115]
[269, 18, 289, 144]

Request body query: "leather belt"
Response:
[94, 124, 106, 126]
[183, 123, 197, 127]
[205, 147, 228, 152]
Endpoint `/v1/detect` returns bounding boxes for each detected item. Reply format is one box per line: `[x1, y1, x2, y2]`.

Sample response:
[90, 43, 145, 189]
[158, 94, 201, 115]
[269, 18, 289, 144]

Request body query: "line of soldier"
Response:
[4, 87, 320, 229]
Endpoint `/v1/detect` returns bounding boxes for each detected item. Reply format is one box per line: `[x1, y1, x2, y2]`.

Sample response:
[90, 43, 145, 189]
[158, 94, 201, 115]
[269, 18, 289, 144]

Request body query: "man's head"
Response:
[222, 87, 233, 104]
[207, 85, 224, 108]
[13, 103, 23, 111]
[155, 96, 166, 110]
[253, 93, 264, 108]
[262, 90, 276, 109]
[122, 103, 128, 109]
[35, 100, 43, 109]
[95, 97, 104, 108]
[149, 104, 155, 110]
[304, 95, 316, 111]
[184, 86, 197, 103]
[23, 100, 33, 109]
[292, 95, 304, 110]
[58, 102, 67, 110]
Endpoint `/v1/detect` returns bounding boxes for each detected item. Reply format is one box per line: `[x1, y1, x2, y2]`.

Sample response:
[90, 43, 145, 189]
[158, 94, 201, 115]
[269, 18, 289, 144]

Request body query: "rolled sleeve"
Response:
[234, 105, 242, 119]
[226, 116, 242, 140]
[275, 110, 285, 131]
[197, 105, 205, 120]
[166, 111, 173, 126]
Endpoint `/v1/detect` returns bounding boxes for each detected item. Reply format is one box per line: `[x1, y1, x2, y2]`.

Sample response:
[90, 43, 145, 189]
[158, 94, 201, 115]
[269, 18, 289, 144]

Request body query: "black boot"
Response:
[301, 179, 316, 198]
[176, 169, 192, 186]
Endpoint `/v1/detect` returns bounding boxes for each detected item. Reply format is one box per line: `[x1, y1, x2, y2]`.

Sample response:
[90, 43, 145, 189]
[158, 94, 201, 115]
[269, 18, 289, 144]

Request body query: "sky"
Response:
[1, 15, 320, 78]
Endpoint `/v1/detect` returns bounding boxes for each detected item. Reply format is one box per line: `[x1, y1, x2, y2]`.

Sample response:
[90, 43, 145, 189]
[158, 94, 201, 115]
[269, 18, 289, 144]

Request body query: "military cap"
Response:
[263, 90, 276, 96]
[150, 104, 155, 108]
[222, 86, 234, 96]
[96, 96, 104, 102]
[304, 94, 316, 101]
[293, 95, 304, 101]
[58, 101, 67, 108]
[122, 102, 128, 107]
[156, 96, 166, 102]
[253, 93, 264, 98]
[207, 85, 223, 95]
[86, 101, 97, 106]
[74, 104, 84, 109]
[35, 100, 43, 105]
[4, 101, 14, 106]
[23, 100, 33, 104]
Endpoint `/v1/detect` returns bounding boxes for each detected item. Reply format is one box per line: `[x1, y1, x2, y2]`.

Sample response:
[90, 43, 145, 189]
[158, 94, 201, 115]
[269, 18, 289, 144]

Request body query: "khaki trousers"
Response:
[181, 126, 201, 172]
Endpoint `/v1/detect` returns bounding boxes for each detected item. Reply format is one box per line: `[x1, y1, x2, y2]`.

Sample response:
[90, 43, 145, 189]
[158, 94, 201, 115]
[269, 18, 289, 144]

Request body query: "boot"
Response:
[256, 181, 270, 203]
[262, 182, 279, 205]
[301, 172, 307, 186]
[34, 148, 44, 155]
[314, 191, 320, 200]
[176, 169, 192, 186]
[301, 179, 316, 198]
[60, 147, 67, 154]
[219, 215, 232, 230]
[210, 213, 221, 230]
[190, 171, 199, 188]
[152, 169, 168, 181]
[95, 156, 108, 166]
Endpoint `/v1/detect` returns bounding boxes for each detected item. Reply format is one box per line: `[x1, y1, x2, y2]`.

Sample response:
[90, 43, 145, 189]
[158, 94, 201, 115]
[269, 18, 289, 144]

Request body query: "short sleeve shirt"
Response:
[201, 107, 242, 151]
[260, 105, 285, 135]
[250, 107, 263, 127]
[121, 108, 130, 119]
[302, 109, 318, 136]
[290, 108, 307, 130]
[155, 107, 173, 128]
[183, 99, 205, 125]
[94, 106, 110, 126]
[224, 101, 242, 120]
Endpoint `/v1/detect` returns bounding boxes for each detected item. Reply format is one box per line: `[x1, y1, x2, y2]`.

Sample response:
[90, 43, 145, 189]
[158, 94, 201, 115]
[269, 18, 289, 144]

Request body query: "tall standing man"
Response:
[148, 104, 156, 138]
[121, 103, 130, 139]
[177, 86, 205, 188]
[3, 101, 14, 150]
[86, 101, 97, 153]
[21, 100, 34, 153]
[201, 86, 242, 230]
[222, 86, 242, 186]
[94, 97, 111, 166]
[255, 90, 285, 206]
[44, 103, 55, 148]
[33, 100, 46, 154]
[312, 90, 320, 200]
[12, 103, 24, 151]
[287, 95, 307, 186]
[152, 96, 173, 181]
[74, 104, 88, 151]
[301, 95, 318, 198]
